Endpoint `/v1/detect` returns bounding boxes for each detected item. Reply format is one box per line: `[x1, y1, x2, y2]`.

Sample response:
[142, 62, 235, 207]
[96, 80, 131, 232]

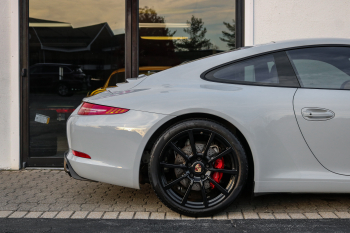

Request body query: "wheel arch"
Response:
[140, 112, 255, 194]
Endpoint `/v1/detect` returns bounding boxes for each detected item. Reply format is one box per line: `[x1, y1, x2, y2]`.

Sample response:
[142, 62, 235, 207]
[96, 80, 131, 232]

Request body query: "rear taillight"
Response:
[78, 102, 129, 115]
[72, 150, 91, 159]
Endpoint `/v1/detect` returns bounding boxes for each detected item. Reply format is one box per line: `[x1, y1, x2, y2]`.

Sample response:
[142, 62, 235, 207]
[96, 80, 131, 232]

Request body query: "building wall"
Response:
[0, 0, 20, 169]
[245, 0, 350, 45]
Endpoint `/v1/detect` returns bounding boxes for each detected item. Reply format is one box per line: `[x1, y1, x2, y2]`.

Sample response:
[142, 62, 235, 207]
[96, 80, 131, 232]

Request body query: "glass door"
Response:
[27, 0, 125, 166]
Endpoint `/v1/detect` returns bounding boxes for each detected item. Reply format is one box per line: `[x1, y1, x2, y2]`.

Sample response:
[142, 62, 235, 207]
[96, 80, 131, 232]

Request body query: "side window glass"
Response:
[204, 52, 299, 87]
[287, 47, 350, 89]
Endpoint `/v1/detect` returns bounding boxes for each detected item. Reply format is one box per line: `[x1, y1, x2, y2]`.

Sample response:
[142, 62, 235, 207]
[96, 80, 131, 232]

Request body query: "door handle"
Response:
[301, 108, 335, 121]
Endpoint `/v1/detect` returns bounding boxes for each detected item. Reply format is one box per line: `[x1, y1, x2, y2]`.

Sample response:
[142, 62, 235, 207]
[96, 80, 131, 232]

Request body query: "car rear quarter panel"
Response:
[67, 110, 174, 189]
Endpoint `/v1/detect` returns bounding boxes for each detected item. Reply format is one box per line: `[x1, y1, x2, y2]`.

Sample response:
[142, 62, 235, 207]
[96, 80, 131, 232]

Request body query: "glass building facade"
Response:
[24, 0, 238, 166]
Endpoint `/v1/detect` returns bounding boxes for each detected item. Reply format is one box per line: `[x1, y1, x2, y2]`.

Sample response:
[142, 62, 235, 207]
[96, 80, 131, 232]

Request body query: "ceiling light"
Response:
[141, 36, 188, 40]
[139, 23, 189, 28]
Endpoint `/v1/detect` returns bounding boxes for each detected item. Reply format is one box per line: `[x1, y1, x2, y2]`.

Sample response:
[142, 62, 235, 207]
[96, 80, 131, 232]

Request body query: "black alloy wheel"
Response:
[149, 119, 248, 217]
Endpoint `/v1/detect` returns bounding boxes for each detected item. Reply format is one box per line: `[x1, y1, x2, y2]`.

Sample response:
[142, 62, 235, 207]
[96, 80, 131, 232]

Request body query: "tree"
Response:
[176, 15, 213, 51]
[220, 19, 236, 49]
[139, 7, 177, 66]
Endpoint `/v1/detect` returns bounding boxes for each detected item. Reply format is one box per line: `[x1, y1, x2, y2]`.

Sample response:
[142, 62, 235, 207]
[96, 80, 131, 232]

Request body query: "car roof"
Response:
[239, 38, 350, 57]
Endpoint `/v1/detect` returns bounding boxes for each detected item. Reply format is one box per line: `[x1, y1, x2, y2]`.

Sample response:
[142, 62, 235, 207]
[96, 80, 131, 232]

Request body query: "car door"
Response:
[289, 46, 350, 175]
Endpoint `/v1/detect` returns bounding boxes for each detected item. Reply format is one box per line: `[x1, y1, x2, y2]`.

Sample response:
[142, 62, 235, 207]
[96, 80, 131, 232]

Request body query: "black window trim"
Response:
[200, 44, 350, 89]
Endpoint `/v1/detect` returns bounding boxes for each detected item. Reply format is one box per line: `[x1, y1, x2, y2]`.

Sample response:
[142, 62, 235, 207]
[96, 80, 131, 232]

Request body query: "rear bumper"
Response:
[66, 110, 173, 189]
[64, 151, 90, 181]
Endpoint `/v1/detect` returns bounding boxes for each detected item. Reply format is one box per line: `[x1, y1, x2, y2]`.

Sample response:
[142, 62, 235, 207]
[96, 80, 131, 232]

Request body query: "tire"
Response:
[148, 119, 248, 217]
[57, 83, 73, 97]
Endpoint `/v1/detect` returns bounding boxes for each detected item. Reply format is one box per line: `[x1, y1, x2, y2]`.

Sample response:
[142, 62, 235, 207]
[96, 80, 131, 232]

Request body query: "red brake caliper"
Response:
[210, 157, 224, 189]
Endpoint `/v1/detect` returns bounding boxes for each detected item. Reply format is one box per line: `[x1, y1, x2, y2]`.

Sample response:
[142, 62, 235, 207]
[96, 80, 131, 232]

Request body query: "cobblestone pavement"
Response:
[1, 170, 350, 220]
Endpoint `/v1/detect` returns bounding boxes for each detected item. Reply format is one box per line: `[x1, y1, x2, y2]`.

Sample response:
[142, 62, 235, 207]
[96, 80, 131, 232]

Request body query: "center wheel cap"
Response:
[191, 162, 205, 175]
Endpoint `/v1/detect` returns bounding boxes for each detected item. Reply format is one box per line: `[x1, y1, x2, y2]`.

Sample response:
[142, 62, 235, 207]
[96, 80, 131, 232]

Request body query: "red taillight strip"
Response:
[72, 150, 91, 159]
[78, 102, 129, 115]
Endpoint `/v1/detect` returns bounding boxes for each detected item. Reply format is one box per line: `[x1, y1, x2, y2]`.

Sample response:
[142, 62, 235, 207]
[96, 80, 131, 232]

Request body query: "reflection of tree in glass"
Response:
[220, 19, 236, 49]
[139, 7, 177, 66]
[176, 15, 215, 51]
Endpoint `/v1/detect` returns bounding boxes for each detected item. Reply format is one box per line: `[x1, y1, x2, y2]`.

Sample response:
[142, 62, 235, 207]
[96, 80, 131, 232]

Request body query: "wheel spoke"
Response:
[160, 162, 188, 169]
[200, 181, 208, 208]
[188, 130, 197, 156]
[181, 180, 194, 205]
[207, 177, 229, 196]
[170, 142, 190, 162]
[164, 174, 188, 190]
[208, 147, 233, 163]
[203, 133, 215, 156]
[207, 168, 237, 175]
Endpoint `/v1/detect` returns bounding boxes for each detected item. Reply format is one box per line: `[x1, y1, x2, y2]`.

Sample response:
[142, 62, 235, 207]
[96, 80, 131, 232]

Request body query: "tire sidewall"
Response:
[149, 119, 248, 217]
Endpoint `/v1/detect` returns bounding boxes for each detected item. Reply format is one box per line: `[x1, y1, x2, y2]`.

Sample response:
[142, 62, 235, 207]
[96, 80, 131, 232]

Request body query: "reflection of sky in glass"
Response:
[30, 0, 235, 50]
[29, 0, 125, 34]
[139, 0, 235, 50]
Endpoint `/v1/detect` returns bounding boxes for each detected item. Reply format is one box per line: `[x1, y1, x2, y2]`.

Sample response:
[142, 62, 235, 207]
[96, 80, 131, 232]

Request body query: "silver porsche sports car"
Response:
[64, 38, 350, 217]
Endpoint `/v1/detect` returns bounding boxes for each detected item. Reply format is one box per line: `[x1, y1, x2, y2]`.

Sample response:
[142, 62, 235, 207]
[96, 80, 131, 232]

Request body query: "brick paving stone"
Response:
[103, 212, 119, 219]
[289, 213, 307, 219]
[24, 212, 43, 218]
[228, 212, 243, 219]
[61, 204, 82, 211]
[112, 204, 130, 212]
[40, 212, 58, 218]
[87, 212, 104, 219]
[8, 211, 28, 218]
[125, 206, 146, 212]
[1, 204, 19, 211]
[166, 212, 181, 220]
[157, 205, 172, 212]
[304, 213, 322, 219]
[71, 211, 89, 219]
[258, 213, 275, 219]
[335, 211, 350, 219]
[18, 203, 38, 211]
[118, 212, 134, 219]
[134, 212, 150, 219]
[150, 212, 165, 219]
[81, 204, 97, 211]
[3, 170, 350, 219]
[30, 204, 51, 212]
[94, 205, 113, 212]
[196, 216, 212, 220]
[0, 211, 13, 218]
[213, 212, 228, 220]
[274, 213, 291, 219]
[318, 212, 338, 219]
[55, 211, 74, 219]
[243, 211, 259, 219]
